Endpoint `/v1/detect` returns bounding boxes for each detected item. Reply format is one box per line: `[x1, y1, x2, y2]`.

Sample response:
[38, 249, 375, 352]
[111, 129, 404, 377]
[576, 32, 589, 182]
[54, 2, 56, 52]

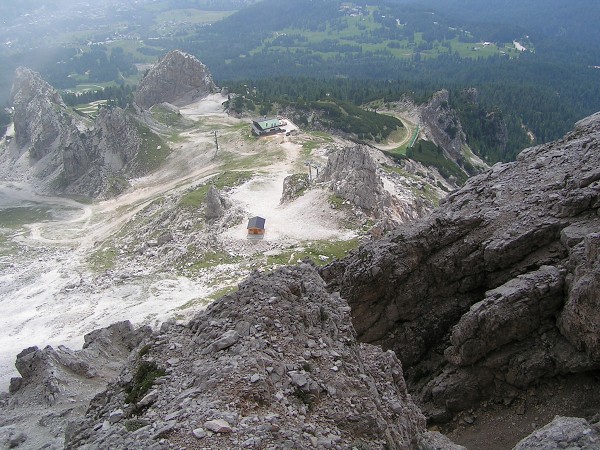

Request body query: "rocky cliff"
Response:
[134, 50, 216, 110]
[62, 107, 146, 197]
[322, 112, 600, 424]
[0, 322, 149, 449]
[4, 67, 166, 197]
[317, 145, 438, 229]
[419, 90, 466, 163]
[61, 265, 451, 449]
[318, 145, 392, 218]
[10, 67, 76, 161]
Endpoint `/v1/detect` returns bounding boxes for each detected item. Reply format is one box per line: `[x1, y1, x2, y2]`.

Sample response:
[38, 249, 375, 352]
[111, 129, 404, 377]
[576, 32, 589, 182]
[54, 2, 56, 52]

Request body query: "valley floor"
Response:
[0, 94, 358, 390]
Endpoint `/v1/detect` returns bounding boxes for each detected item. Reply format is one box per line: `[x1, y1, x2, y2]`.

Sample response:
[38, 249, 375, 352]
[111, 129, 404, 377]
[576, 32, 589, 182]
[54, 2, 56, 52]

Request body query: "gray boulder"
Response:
[513, 416, 600, 449]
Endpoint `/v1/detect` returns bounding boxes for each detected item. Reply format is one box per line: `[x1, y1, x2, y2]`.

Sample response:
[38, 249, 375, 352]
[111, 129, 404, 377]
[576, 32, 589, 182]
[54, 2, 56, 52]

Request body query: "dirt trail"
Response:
[0, 97, 231, 389]
[374, 113, 418, 152]
[0, 96, 355, 390]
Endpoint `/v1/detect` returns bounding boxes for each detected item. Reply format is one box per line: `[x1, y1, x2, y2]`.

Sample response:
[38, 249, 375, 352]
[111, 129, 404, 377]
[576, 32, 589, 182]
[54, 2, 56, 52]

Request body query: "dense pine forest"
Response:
[1, 0, 599, 163]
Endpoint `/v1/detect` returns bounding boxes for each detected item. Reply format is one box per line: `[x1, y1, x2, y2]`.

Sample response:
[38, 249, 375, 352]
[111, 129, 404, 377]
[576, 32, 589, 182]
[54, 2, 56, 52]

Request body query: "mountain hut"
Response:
[247, 216, 266, 238]
[251, 117, 284, 136]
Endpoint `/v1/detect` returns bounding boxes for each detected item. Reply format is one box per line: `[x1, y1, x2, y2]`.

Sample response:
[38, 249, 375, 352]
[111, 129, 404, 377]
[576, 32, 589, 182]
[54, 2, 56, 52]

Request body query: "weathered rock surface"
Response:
[319, 144, 393, 218]
[419, 90, 487, 177]
[0, 321, 149, 449]
[134, 50, 216, 110]
[205, 185, 229, 220]
[10, 67, 75, 161]
[419, 90, 467, 164]
[64, 264, 436, 449]
[318, 144, 445, 231]
[322, 112, 600, 421]
[513, 416, 600, 449]
[4, 67, 163, 197]
[63, 107, 146, 197]
[281, 173, 309, 203]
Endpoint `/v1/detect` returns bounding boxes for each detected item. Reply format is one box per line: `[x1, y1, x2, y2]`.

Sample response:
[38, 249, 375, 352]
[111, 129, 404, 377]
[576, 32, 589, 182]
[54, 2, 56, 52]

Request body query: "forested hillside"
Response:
[1, 0, 598, 163]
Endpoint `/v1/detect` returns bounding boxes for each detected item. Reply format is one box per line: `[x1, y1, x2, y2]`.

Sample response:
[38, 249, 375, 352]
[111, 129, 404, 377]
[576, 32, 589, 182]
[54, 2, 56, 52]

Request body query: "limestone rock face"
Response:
[5, 68, 161, 198]
[419, 90, 467, 164]
[205, 185, 229, 220]
[134, 50, 216, 109]
[281, 173, 309, 203]
[322, 111, 600, 420]
[319, 145, 392, 218]
[513, 416, 600, 449]
[10, 66, 74, 160]
[65, 265, 431, 449]
[0, 322, 149, 449]
[63, 107, 145, 197]
[558, 232, 600, 362]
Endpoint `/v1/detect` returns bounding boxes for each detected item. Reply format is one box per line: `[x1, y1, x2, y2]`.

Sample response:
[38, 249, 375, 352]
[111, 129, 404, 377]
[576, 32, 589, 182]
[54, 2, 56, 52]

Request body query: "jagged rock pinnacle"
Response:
[134, 50, 216, 109]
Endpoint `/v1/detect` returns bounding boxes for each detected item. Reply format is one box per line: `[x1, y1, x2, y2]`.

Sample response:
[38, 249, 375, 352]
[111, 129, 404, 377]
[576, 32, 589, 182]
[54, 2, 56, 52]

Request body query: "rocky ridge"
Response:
[419, 90, 468, 167]
[134, 50, 216, 110]
[10, 67, 76, 162]
[3, 67, 164, 197]
[0, 322, 148, 449]
[62, 264, 450, 449]
[317, 145, 440, 230]
[1, 113, 599, 449]
[321, 112, 600, 426]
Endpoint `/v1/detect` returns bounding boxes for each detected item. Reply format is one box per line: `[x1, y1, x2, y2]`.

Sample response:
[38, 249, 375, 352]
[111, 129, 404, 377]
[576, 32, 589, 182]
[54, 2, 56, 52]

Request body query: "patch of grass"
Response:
[301, 140, 320, 157]
[125, 419, 147, 432]
[87, 244, 118, 272]
[188, 250, 241, 271]
[0, 206, 52, 229]
[175, 296, 212, 311]
[328, 194, 347, 209]
[125, 361, 166, 405]
[150, 104, 193, 129]
[406, 139, 468, 184]
[179, 171, 252, 209]
[176, 285, 238, 310]
[266, 239, 359, 267]
[206, 285, 239, 301]
[133, 121, 171, 173]
[106, 175, 131, 197]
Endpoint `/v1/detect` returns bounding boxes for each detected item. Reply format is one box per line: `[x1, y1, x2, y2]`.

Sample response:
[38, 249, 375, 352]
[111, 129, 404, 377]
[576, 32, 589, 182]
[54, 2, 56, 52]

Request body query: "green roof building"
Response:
[251, 117, 284, 136]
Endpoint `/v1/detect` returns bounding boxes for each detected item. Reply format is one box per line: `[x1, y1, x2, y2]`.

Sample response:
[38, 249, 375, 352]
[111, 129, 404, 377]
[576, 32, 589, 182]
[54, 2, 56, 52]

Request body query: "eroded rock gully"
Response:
[321, 112, 600, 426]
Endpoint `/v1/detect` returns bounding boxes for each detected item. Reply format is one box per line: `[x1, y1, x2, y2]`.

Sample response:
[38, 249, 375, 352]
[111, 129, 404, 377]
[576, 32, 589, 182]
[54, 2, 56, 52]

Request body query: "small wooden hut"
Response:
[247, 216, 266, 238]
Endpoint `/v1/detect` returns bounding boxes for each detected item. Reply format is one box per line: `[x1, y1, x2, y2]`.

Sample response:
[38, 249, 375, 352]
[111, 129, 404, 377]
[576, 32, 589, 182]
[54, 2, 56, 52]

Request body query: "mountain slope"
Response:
[322, 111, 600, 440]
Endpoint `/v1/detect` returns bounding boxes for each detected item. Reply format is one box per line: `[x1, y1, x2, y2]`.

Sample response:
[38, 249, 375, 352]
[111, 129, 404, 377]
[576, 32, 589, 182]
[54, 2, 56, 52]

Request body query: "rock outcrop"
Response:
[63, 107, 146, 197]
[419, 90, 467, 164]
[0, 322, 149, 449]
[64, 264, 433, 449]
[4, 67, 165, 197]
[205, 185, 229, 220]
[322, 112, 600, 421]
[10, 67, 76, 161]
[319, 145, 392, 218]
[513, 416, 600, 449]
[281, 173, 309, 203]
[418, 90, 487, 178]
[134, 50, 216, 110]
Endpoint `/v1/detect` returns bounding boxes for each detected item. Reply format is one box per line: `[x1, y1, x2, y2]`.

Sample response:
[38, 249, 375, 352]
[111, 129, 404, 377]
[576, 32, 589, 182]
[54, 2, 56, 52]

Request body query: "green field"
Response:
[250, 8, 520, 62]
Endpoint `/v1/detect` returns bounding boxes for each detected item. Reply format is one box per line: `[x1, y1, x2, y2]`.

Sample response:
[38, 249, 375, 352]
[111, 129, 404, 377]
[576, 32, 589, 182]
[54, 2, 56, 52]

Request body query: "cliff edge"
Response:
[322, 111, 600, 426]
